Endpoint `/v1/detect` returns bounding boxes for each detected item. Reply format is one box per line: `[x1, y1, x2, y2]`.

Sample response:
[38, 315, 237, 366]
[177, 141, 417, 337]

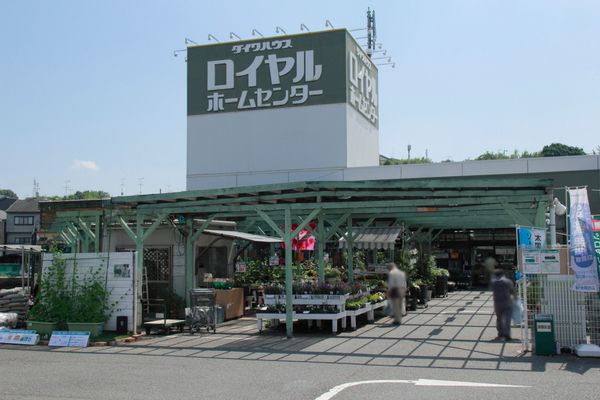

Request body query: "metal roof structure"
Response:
[105, 178, 553, 229]
[40, 177, 553, 337]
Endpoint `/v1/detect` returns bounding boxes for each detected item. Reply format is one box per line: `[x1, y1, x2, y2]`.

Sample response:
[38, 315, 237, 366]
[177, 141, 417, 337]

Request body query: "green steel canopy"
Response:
[40, 177, 553, 338]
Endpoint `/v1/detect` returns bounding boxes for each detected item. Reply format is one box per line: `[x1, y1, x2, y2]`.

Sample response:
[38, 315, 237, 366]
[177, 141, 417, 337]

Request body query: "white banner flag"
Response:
[568, 188, 599, 292]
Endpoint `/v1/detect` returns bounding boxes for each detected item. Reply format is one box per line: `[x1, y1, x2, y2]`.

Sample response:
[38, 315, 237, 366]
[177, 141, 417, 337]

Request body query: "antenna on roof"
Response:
[33, 179, 40, 197]
[366, 8, 376, 57]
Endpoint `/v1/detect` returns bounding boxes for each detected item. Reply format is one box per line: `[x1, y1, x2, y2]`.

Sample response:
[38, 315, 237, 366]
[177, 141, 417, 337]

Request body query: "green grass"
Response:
[89, 332, 131, 342]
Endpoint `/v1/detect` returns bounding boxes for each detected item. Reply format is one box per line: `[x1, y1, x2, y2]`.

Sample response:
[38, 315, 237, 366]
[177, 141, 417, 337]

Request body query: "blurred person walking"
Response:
[491, 268, 516, 341]
[387, 263, 406, 325]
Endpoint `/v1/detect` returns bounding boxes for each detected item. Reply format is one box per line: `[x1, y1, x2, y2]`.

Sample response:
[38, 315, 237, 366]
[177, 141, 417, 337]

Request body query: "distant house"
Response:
[3, 197, 46, 263]
[0, 195, 17, 212]
[0, 210, 6, 256]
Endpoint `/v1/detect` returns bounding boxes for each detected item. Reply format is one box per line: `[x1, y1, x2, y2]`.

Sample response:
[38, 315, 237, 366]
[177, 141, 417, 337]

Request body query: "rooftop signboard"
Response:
[187, 29, 378, 127]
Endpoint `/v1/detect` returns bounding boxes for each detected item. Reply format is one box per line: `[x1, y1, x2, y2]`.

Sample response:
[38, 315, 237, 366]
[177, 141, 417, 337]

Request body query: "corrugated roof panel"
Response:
[203, 229, 284, 243]
[339, 226, 403, 250]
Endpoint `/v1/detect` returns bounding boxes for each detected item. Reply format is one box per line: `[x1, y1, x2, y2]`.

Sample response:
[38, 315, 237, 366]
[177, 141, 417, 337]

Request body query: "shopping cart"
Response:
[187, 288, 217, 334]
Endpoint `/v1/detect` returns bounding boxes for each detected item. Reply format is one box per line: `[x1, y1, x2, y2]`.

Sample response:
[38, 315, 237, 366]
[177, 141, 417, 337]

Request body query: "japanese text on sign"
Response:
[348, 45, 378, 125]
[206, 43, 324, 112]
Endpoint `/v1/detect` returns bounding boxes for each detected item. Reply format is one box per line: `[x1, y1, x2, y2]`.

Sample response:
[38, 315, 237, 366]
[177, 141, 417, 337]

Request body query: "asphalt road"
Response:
[2, 291, 598, 399]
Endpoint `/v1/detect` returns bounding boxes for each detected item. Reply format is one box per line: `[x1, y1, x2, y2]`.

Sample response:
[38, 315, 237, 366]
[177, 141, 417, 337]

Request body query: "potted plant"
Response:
[324, 267, 342, 284]
[433, 268, 449, 298]
[67, 264, 116, 337]
[27, 244, 71, 339]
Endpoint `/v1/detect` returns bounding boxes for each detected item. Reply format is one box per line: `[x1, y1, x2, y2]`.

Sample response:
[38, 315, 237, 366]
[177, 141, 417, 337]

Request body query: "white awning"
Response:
[202, 229, 284, 243]
[338, 226, 403, 250]
[0, 244, 44, 253]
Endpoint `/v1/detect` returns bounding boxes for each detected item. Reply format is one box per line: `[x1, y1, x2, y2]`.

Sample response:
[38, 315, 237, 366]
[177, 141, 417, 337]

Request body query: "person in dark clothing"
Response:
[491, 269, 516, 341]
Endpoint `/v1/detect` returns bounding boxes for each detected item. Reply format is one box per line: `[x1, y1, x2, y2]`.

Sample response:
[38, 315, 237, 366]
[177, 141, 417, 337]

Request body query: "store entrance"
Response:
[143, 247, 172, 299]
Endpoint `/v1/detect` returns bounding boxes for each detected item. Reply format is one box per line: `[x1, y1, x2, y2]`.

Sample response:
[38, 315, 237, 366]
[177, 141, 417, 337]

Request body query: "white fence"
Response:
[522, 273, 600, 353]
[42, 252, 135, 332]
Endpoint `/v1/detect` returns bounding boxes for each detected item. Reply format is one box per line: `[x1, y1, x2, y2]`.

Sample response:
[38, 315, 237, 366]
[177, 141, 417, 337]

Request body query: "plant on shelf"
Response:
[265, 303, 285, 313]
[414, 255, 436, 289]
[263, 283, 284, 295]
[321, 304, 337, 314]
[213, 278, 234, 290]
[345, 301, 361, 310]
[324, 266, 342, 283]
[312, 282, 330, 295]
[367, 292, 385, 303]
[329, 282, 350, 296]
[408, 281, 421, 298]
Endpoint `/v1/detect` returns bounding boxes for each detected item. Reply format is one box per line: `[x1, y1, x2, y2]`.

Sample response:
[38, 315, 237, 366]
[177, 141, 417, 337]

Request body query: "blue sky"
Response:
[1, 1, 598, 199]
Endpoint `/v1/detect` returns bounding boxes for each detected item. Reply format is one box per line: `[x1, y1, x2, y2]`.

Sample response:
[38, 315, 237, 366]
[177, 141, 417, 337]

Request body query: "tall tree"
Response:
[475, 151, 510, 161]
[0, 189, 18, 199]
[540, 143, 585, 157]
[47, 190, 110, 201]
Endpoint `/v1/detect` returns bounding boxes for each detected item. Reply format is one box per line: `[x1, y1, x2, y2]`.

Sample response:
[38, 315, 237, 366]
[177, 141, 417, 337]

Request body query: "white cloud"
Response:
[71, 159, 99, 171]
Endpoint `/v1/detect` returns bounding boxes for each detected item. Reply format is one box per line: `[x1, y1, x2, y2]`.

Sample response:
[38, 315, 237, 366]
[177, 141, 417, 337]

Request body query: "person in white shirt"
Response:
[387, 263, 407, 325]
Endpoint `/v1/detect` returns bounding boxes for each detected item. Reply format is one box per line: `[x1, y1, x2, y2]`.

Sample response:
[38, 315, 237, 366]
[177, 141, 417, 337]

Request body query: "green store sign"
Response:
[187, 29, 378, 127]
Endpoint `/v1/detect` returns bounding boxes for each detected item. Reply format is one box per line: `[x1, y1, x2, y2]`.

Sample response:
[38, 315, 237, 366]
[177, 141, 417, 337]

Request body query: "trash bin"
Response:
[534, 314, 555, 355]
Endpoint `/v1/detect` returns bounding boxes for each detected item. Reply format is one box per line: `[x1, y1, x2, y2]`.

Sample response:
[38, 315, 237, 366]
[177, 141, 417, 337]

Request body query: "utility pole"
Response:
[120, 178, 125, 196]
[138, 178, 144, 194]
[407, 144, 411, 160]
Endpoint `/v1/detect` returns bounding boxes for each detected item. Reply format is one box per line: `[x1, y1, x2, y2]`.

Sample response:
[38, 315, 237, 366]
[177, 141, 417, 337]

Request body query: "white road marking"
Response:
[315, 379, 529, 400]
[414, 379, 528, 387]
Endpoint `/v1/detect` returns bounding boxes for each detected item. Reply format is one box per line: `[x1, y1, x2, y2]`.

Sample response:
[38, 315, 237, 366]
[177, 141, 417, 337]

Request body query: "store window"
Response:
[196, 246, 228, 279]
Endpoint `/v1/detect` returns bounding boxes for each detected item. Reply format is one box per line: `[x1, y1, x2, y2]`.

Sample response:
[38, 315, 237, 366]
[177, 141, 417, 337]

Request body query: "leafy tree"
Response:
[382, 157, 433, 165]
[520, 150, 541, 158]
[475, 151, 511, 161]
[47, 190, 110, 201]
[0, 189, 18, 199]
[540, 143, 585, 157]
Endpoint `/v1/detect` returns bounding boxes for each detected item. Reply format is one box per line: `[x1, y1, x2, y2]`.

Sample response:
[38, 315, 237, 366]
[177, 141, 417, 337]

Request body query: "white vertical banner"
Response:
[568, 188, 599, 292]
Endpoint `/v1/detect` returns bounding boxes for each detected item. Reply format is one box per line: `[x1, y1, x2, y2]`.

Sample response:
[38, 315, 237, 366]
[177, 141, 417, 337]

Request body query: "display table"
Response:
[256, 311, 347, 333]
[345, 300, 387, 329]
[215, 288, 244, 320]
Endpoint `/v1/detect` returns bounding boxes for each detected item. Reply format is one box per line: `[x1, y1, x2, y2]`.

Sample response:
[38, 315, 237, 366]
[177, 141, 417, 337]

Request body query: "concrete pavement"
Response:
[57, 290, 526, 369]
[4, 290, 600, 400]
